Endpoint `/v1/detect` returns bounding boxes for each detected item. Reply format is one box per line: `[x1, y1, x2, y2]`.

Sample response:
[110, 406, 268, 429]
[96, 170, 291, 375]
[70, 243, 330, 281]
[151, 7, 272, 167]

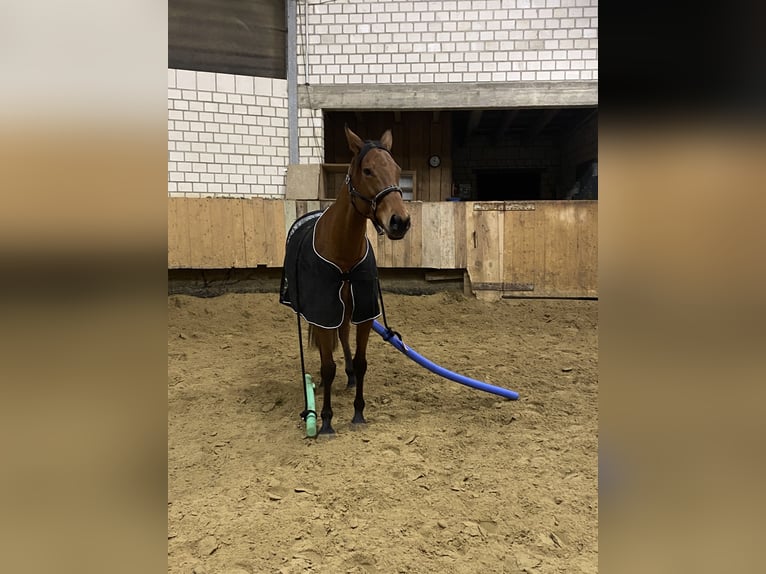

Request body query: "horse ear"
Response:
[345, 124, 364, 155]
[380, 129, 393, 151]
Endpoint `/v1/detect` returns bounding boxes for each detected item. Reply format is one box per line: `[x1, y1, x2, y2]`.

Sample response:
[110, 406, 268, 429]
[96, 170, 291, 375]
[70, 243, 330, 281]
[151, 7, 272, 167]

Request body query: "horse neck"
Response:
[316, 185, 369, 271]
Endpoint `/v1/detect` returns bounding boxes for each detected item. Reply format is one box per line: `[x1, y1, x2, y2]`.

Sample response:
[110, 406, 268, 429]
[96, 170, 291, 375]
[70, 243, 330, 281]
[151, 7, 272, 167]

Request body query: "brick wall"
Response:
[298, 107, 325, 164]
[168, 69, 289, 198]
[299, 0, 598, 85]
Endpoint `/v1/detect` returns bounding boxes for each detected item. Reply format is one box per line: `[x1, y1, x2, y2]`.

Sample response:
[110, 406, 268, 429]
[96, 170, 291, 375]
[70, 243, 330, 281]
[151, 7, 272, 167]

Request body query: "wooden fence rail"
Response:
[168, 197, 597, 298]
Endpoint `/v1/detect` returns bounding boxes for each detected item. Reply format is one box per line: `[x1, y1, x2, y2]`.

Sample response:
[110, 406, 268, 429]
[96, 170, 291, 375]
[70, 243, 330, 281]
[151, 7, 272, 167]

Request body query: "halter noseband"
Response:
[346, 141, 403, 236]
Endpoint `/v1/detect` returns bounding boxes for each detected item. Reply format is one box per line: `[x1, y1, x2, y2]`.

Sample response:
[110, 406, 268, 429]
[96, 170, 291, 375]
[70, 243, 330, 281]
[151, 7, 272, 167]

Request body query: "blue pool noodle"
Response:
[372, 320, 519, 400]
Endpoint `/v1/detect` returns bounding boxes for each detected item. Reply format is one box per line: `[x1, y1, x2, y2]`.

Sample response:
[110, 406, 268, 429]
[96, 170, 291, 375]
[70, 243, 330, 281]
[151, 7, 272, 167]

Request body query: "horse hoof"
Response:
[349, 421, 367, 431]
[350, 413, 367, 426]
[317, 429, 336, 440]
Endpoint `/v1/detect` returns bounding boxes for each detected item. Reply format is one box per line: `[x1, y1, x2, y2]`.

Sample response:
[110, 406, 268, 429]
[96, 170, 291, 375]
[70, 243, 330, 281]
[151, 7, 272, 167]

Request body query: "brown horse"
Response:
[306, 125, 411, 436]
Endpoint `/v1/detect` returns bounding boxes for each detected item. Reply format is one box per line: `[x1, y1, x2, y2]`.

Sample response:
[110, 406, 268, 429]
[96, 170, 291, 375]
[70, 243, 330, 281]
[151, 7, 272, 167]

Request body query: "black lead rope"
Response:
[293, 237, 316, 423]
[376, 278, 402, 343]
[295, 314, 315, 422]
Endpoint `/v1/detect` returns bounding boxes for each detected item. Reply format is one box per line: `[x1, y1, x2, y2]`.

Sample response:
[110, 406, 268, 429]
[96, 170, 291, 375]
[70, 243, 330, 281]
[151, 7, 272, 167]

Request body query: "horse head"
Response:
[345, 125, 411, 240]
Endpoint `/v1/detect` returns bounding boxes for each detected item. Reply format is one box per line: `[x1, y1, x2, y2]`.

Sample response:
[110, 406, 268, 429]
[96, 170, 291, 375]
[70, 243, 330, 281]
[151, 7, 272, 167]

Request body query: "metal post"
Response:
[286, 0, 299, 165]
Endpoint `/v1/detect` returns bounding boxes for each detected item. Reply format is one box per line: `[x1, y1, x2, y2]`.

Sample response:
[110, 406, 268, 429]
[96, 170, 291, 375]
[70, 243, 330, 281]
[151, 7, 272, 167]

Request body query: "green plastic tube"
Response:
[305, 374, 317, 438]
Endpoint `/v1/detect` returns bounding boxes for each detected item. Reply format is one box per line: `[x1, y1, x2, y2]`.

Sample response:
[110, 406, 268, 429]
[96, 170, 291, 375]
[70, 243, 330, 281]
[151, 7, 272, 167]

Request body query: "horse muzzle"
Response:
[387, 213, 411, 240]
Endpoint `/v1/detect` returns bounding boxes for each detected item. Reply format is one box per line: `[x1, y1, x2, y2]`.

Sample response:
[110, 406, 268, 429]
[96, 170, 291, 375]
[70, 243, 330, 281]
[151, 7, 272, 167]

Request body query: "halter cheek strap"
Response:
[346, 141, 403, 236]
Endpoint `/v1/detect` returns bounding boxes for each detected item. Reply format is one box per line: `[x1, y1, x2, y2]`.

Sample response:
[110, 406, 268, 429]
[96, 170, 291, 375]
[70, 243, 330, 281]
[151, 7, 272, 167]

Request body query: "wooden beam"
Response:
[491, 109, 519, 144]
[523, 108, 559, 145]
[425, 270, 464, 282]
[299, 81, 599, 110]
[394, 110, 401, 123]
[432, 110, 440, 123]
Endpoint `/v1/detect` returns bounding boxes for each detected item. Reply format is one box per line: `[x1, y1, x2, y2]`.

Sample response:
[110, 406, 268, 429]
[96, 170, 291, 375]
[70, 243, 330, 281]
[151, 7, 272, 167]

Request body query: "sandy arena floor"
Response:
[168, 291, 598, 573]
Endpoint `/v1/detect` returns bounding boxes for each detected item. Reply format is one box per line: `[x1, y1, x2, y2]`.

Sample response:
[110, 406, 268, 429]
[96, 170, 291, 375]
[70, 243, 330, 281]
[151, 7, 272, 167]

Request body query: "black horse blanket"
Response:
[279, 210, 381, 329]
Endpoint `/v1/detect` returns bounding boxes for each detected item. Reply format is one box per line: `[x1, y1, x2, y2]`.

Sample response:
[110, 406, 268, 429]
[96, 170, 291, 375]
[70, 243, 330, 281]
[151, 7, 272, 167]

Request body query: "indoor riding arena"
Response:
[168, 1, 598, 572]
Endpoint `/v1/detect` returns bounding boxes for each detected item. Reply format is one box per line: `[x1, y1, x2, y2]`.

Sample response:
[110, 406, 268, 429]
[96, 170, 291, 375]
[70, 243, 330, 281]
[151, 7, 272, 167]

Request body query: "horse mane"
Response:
[353, 140, 389, 168]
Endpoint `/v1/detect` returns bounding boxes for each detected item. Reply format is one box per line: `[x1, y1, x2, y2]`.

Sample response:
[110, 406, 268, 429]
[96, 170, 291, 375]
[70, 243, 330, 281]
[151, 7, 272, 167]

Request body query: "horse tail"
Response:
[307, 324, 338, 352]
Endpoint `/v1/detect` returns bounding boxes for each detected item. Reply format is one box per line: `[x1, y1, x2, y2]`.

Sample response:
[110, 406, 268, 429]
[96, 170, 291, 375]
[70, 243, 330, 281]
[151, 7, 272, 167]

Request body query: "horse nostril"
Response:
[389, 214, 411, 236]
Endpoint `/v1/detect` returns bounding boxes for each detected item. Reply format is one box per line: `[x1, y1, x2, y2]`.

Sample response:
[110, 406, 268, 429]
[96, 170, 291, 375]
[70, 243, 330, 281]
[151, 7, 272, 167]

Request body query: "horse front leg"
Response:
[351, 320, 372, 426]
[315, 328, 337, 436]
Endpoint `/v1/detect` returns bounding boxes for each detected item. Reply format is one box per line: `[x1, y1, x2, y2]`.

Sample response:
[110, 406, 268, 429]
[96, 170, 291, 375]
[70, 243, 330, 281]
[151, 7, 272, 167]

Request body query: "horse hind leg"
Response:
[338, 319, 356, 388]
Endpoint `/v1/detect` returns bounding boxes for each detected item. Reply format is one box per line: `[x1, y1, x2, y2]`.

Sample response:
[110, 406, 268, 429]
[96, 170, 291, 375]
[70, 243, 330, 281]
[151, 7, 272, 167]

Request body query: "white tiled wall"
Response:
[298, 0, 598, 84]
[167, 69, 289, 198]
[298, 107, 324, 165]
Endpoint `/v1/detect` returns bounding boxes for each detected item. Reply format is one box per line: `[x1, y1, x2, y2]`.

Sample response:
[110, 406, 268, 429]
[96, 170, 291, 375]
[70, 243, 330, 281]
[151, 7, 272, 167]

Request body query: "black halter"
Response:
[346, 141, 403, 236]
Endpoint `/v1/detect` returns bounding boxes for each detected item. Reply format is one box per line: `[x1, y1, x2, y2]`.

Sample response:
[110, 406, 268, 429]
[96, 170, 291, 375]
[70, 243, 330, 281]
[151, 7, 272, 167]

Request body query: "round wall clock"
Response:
[429, 155, 441, 168]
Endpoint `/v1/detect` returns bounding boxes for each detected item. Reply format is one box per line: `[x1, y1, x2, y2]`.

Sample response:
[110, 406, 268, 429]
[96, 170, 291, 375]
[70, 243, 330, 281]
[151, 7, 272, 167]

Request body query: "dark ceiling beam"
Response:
[466, 110, 483, 139]
[458, 109, 484, 147]
[523, 108, 559, 145]
[491, 109, 519, 144]
[566, 109, 598, 138]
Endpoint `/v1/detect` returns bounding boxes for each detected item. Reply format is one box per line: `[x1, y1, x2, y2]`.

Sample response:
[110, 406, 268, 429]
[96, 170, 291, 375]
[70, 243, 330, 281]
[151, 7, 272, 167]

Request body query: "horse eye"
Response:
[363, 168, 372, 176]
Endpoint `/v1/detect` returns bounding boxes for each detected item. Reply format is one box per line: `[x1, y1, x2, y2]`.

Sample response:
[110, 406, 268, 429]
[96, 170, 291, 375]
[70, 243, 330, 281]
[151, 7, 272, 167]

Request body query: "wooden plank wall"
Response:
[168, 197, 598, 298]
[169, 0, 286, 79]
[169, 198, 327, 269]
[467, 201, 598, 299]
[169, 197, 464, 270]
[364, 201, 466, 269]
[323, 111, 453, 201]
